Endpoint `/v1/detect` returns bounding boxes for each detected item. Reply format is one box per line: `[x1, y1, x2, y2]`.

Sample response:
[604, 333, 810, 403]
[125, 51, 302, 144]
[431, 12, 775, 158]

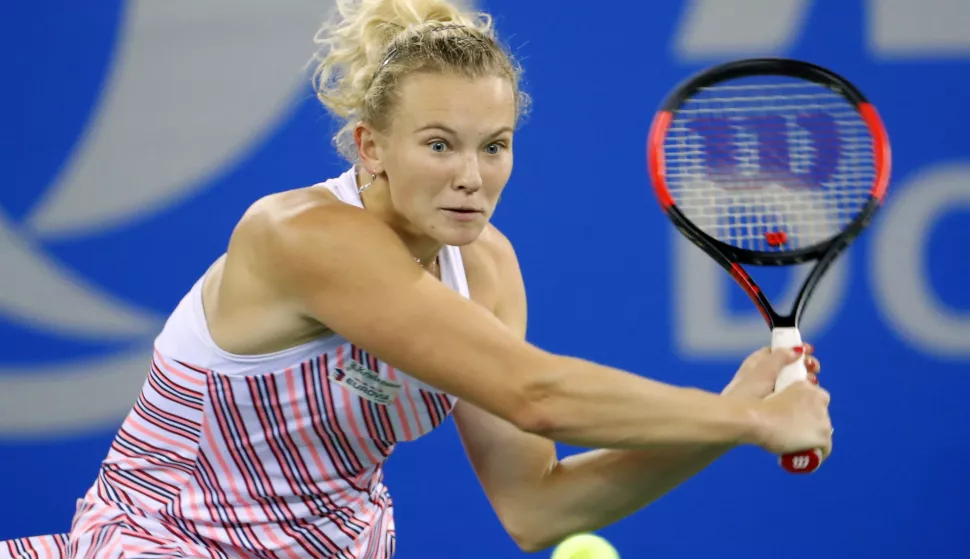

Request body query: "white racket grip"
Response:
[771, 327, 806, 391]
[770, 326, 823, 474]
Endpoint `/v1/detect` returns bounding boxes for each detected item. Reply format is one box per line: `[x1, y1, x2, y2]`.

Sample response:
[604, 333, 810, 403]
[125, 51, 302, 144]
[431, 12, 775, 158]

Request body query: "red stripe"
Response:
[104, 470, 170, 505]
[261, 375, 365, 539]
[358, 396, 392, 455]
[127, 468, 182, 498]
[385, 366, 415, 440]
[729, 263, 771, 326]
[135, 392, 201, 437]
[192, 451, 253, 549]
[857, 102, 891, 201]
[151, 357, 206, 399]
[420, 390, 443, 427]
[261, 375, 319, 486]
[208, 375, 280, 522]
[248, 374, 354, 542]
[112, 428, 196, 472]
[138, 391, 202, 430]
[147, 361, 204, 411]
[367, 353, 398, 445]
[170, 357, 213, 376]
[275, 521, 342, 557]
[437, 393, 455, 416]
[398, 369, 426, 435]
[333, 349, 383, 468]
[647, 110, 676, 208]
[154, 351, 207, 387]
[247, 376, 301, 494]
[95, 472, 136, 508]
[352, 349, 392, 455]
[305, 358, 368, 488]
[284, 368, 371, 534]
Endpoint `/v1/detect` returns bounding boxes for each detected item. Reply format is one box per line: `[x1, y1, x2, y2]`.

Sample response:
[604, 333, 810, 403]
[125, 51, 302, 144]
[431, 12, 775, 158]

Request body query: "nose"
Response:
[454, 154, 483, 193]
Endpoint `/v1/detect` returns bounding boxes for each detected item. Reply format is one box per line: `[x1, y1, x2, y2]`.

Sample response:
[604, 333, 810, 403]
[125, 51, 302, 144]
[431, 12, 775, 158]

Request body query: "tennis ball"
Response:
[550, 533, 620, 559]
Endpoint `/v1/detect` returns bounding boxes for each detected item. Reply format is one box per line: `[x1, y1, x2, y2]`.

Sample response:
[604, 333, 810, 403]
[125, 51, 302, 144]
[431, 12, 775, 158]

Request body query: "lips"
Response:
[441, 207, 483, 222]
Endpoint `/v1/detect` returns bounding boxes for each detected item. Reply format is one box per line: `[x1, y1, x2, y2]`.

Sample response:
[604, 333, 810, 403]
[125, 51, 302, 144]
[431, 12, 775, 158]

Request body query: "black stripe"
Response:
[309, 357, 369, 483]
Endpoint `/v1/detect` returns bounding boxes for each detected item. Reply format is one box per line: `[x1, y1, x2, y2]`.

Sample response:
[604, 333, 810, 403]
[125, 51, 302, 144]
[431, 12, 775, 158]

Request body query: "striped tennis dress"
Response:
[3, 168, 466, 559]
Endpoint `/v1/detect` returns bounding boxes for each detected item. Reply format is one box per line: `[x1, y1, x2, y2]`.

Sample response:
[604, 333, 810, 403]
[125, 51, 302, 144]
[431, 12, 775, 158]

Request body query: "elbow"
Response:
[496, 509, 561, 554]
[515, 537, 552, 555]
[513, 526, 577, 554]
[513, 533, 560, 554]
[506, 369, 565, 438]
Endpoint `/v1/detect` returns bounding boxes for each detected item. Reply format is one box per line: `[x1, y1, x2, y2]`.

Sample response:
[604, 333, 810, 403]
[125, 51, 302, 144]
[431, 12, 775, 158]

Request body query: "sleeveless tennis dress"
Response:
[2, 168, 467, 559]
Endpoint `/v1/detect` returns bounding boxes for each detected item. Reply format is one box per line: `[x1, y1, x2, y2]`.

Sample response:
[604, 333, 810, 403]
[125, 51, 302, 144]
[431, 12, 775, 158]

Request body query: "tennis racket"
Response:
[647, 58, 891, 474]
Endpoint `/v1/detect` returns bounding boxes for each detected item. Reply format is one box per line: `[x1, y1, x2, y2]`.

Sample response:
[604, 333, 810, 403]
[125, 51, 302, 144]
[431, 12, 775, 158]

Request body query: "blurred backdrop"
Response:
[2, 1, 968, 557]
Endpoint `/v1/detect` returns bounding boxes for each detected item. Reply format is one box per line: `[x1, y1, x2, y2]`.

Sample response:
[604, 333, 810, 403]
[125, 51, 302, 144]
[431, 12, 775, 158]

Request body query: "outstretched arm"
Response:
[453, 226, 815, 552]
[456, 352, 816, 553]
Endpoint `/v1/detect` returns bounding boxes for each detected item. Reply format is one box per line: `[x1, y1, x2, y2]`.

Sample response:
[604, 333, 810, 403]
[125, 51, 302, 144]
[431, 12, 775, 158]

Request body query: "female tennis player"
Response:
[2, 0, 831, 557]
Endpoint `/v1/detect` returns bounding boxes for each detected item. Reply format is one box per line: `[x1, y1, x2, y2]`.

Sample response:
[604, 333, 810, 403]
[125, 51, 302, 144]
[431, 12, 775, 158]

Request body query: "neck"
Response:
[355, 166, 442, 268]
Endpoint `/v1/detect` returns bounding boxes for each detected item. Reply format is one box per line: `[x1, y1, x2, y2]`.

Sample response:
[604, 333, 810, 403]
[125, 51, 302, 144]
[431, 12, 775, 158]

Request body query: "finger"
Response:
[741, 347, 772, 368]
[752, 346, 773, 361]
[772, 346, 808, 370]
[803, 342, 815, 356]
[821, 424, 834, 461]
[820, 436, 833, 462]
[806, 356, 821, 374]
[807, 372, 819, 386]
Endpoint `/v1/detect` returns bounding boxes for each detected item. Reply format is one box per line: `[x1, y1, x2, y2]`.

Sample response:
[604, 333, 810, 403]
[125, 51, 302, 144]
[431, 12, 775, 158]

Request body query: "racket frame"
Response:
[647, 58, 891, 474]
[647, 57, 891, 330]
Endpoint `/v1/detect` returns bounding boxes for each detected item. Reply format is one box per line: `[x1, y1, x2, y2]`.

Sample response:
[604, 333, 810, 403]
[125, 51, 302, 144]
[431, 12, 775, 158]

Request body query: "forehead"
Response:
[393, 72, 516, 131]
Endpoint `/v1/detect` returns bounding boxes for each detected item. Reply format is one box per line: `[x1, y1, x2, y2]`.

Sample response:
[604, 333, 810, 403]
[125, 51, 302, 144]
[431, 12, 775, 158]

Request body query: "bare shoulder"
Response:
[204, 184, 391, 353]
[235, 185, 363, 249]
[462, 220, 513, 265]
[467, 223, 518, 264]
[461, 223, 527, 331]
[231, 185, 408, 287]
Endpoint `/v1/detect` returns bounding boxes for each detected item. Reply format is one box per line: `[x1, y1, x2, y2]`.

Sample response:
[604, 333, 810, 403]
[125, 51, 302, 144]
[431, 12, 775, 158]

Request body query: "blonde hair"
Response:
[310, 0, 529, 161]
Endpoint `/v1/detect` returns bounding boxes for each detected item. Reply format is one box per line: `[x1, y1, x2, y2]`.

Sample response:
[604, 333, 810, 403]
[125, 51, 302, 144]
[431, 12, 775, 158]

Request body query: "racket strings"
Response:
[664, 79, 876, 252]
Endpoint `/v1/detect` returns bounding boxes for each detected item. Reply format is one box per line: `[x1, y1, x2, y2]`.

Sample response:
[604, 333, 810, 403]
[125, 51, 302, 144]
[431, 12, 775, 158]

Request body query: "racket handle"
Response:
[771, 327, 823, 474]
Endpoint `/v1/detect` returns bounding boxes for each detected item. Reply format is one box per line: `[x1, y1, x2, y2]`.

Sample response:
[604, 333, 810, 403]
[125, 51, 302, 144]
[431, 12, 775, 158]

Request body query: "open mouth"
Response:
[442, 208, 483, 221]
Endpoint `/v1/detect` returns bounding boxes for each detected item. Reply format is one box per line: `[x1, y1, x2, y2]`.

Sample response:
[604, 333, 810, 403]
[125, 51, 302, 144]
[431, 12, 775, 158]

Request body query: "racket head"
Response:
[647, 58, 891, 267]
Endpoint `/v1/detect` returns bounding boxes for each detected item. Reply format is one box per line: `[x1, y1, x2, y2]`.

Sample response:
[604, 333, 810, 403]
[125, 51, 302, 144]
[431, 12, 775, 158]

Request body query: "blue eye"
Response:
[430, 141, 447, 153]
[485, 143, 503, 155]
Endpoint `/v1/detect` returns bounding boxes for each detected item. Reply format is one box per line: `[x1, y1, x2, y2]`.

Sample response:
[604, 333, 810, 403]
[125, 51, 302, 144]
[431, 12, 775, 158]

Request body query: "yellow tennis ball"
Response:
[550, 533, 620, 559]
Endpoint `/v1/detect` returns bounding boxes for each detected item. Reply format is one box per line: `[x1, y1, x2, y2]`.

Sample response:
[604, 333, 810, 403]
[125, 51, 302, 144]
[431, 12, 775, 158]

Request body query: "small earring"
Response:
[358, 169, 378, 193]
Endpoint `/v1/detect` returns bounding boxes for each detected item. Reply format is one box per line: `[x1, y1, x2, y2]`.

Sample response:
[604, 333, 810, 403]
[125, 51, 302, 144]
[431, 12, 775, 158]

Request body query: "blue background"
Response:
[2, 1, 968, 557]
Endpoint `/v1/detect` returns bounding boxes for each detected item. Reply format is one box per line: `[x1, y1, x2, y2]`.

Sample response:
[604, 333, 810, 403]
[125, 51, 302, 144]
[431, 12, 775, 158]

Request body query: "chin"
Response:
[435, 222, 488, 246]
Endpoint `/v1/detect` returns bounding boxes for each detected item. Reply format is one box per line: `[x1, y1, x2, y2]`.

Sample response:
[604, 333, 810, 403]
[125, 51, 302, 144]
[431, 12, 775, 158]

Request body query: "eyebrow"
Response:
[413, 123, 514, 137]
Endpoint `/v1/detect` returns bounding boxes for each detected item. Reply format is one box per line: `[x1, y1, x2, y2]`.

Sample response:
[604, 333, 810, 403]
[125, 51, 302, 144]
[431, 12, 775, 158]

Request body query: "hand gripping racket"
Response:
[647, 58, 891, 473]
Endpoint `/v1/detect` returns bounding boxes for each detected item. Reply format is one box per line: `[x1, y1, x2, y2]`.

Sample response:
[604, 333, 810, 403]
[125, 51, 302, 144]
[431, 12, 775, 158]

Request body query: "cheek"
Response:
[389, 173, 440, 215]
[484, 158, 513, 199]
[386, 147, 427, 202]
[389, 181, 423, 212]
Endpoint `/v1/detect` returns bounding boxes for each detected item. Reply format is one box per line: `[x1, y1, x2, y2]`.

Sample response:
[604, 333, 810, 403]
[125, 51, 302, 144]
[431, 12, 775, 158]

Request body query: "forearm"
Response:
[519, 443, 734, 550]
[529, 356, 760, 450]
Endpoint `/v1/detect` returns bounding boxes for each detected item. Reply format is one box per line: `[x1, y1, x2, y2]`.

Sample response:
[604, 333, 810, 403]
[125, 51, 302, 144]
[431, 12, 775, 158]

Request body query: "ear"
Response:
[354, 121, 384, 175]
